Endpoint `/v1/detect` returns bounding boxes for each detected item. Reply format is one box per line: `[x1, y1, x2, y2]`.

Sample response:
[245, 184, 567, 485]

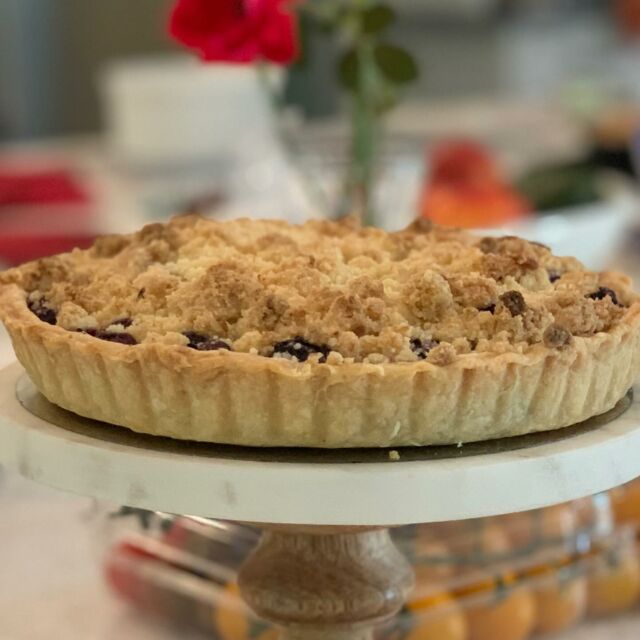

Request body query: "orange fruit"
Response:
[405, 609, 468, 640]
[407, 592, 469, 640]
[610, 481, 640, 526]
[466, 588, 536, 640]
[421, 185, 530, 228]
[420, 141, 531, 229]
[587, 549, 640, 617]
[533, 577, 587, 635]
[214, 582, 251, 640]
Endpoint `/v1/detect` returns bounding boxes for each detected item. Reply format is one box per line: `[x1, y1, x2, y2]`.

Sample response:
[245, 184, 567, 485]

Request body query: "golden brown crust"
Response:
[1, 215, 640, 447]
[0, 215, 634, 364]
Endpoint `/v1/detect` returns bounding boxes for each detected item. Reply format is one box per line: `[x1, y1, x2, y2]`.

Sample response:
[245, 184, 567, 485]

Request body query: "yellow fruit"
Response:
[534, 577, 587, 635]
[587, 550, 640, 617]
[466, 589, 536, 640]
[406, 592, 468, 640]
[214, 582, 250, 640]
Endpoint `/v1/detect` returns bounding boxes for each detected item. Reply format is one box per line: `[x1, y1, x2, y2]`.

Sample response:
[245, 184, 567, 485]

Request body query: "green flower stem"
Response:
[346, 33, 380, 226]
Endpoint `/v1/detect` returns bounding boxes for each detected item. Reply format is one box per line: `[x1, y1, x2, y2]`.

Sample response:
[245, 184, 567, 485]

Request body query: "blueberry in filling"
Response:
[28, 299, 57, 325]
[548, 269, 561, 283]
[410, 338, 438, 360]
[183, 332, 231, 352]
[272, 337, 330, 363]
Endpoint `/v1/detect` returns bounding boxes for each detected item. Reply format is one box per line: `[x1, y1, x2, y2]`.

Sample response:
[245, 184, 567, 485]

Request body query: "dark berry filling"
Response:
[587, 287, 620, 306]
[548, 270, 561, 283]
[78, 329, 137, 345]
[28, 299, 57, 325]
[183, 332, 231, 352]
[410, 338, 438, 360]
[272, 337, 330, 363]
[478, 303, 496, 314]
[500, 290, 527, 316]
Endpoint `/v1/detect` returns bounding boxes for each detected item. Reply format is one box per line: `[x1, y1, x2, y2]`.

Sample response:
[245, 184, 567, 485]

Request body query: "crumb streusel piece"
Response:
[3, 215, 633, 365]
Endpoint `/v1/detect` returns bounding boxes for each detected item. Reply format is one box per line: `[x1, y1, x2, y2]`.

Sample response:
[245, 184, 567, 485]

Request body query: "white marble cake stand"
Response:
[2, 361, 640, 640]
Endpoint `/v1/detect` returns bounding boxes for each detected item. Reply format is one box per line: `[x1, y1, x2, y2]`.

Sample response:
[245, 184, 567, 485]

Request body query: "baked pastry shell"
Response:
[2, 284, 640, 448]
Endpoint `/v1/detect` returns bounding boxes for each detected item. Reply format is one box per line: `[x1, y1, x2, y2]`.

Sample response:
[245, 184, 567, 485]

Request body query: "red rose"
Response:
[169, 0, 299, 64]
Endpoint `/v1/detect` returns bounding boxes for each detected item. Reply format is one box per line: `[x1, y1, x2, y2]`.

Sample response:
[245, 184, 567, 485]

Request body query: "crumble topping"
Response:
[3, 214, 635, 365]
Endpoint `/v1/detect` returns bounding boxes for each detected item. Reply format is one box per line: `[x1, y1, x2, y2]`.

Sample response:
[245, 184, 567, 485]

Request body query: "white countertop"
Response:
[1, 326, 640, 639]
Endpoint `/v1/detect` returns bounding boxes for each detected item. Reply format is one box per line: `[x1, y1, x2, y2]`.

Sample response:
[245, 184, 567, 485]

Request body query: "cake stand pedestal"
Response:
[2, 362, 640, 639]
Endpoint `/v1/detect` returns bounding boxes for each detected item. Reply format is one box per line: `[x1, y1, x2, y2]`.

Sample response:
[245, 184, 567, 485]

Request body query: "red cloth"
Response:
[0, 168, 89, 206]
[0, 165, 96, 266]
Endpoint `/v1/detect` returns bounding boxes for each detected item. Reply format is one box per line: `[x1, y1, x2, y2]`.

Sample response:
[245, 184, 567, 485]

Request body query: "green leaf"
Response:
[373, 44, 419, 84]
[361, 5, 396, 34]
[338, 49, 359, 91]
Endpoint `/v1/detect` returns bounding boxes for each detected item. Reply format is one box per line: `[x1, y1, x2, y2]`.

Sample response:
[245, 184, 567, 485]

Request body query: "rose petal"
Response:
[169, 0, 299, 65]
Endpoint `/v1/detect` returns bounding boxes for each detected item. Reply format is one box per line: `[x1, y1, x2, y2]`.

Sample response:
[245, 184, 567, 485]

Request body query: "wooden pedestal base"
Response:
[239, 526, 414, 640]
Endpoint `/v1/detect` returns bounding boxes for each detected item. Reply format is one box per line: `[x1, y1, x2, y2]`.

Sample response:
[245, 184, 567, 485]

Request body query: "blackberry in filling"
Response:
[183, 332, 231, 352]
[28, 299, 57, 325]
[587, 287, 620, 306]
[272, 338, 330, 363]
[410, 338, 438, 360]
[78, 328, 137, 345]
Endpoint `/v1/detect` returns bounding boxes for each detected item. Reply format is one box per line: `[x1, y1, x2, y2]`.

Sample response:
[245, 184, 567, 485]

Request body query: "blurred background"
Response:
[0, 0, 639, 269]
[2, 3, 640, 640]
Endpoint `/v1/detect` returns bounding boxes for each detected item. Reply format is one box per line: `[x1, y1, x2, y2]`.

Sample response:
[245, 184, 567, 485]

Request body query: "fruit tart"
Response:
[1, 215, 638, 447]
